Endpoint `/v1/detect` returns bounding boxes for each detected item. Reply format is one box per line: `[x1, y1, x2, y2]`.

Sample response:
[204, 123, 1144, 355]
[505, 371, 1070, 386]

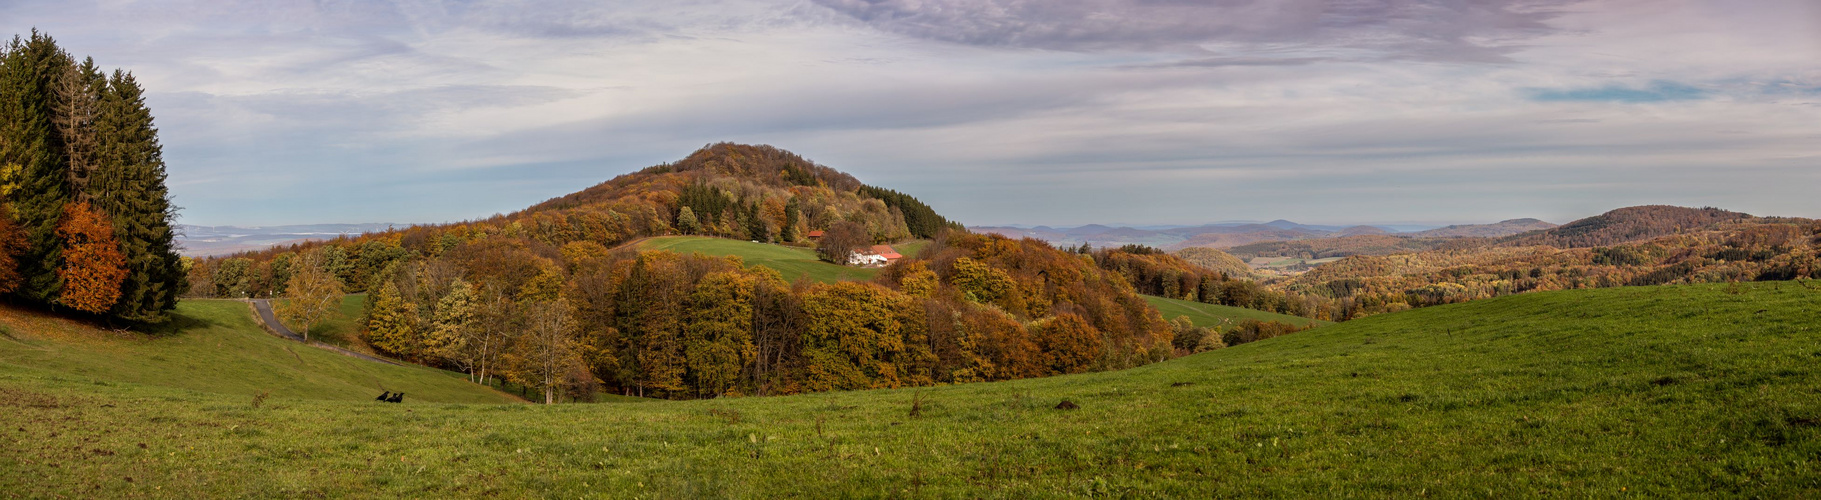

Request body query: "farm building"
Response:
[844, 244, 902, 267]
[869, 245, 902, 261]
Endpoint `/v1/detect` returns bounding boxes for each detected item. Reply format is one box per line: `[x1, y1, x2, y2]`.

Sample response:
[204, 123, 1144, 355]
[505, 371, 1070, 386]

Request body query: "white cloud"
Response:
[2, 0, 1816, 226]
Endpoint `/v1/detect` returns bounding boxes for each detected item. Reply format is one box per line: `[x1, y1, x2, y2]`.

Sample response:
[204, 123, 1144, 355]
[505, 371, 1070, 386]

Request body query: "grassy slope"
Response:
[640, 236, 881, 283]
[1143, 294, 1331, 329]
[0, 300, 515, 405]
[3, 281, 1818, 497]
[273, 294, 368, 348]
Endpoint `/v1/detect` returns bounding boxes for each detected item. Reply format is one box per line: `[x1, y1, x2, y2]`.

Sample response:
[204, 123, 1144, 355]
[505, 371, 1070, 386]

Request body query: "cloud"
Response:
[1528, 81, 1708, 103]
[812, 0, 1581, 62]
[4, 0, 1819, 227]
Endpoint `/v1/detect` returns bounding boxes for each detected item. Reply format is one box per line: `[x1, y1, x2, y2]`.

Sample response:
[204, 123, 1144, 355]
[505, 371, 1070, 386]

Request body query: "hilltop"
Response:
[3, 281, 1816, 496]
[1499, 205, 1753, 248]
[1412, 218, 1557, 238]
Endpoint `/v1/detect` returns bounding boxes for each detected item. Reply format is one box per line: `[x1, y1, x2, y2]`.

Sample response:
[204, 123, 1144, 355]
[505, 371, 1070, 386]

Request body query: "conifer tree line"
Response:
[0, 31, 184, 323]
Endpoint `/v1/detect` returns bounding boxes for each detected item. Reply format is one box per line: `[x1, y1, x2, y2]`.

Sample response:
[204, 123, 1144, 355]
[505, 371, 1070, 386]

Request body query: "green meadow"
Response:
[271, 294, 368, 348]
[3, 281, 1817, 497]
[639, 236, 920, 283]
[0, 300, 514, 405]
[1142, 294, 1331, 329]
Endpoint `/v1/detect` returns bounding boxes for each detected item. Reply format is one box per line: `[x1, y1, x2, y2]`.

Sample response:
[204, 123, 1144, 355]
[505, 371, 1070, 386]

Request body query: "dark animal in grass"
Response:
[1054, 400, 1079, 410]
[375, 391, 391, 402]
[387, 393, 404, 403]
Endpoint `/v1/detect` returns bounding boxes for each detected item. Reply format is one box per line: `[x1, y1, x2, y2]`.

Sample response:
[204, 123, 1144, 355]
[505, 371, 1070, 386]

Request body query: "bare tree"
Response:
[465, 286, 517, 386]
[815, 220, 869, 264]
[522, 299, 582, 404]
[51, 59, 100, 200]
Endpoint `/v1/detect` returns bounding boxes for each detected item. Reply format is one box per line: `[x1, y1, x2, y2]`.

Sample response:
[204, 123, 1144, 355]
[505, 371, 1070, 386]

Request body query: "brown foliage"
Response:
[54, 202, 126, 314]
[815, 221, 869, 264]
[0, 206, 26, 294]
[1499, 205, 1751, 248]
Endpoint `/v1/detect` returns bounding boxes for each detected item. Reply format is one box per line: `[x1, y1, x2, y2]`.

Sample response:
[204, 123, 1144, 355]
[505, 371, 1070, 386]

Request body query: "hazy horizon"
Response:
[7, 0, 1818, 227]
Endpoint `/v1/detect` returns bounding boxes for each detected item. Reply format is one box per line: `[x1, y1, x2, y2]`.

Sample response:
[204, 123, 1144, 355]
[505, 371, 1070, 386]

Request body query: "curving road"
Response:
[249, 299, 401, 366]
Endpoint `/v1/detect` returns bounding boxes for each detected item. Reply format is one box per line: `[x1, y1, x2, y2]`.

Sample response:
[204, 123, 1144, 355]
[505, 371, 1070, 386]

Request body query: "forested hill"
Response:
[511, 142, 959, 245]
[185, 143, 1183, 403]
[1497, 205, 1761, 248]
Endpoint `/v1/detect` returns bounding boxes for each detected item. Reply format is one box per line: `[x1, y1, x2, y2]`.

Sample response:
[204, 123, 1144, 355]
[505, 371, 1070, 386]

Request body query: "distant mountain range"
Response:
[974, 218, 1557, 250]
[176, 223, 398, 256]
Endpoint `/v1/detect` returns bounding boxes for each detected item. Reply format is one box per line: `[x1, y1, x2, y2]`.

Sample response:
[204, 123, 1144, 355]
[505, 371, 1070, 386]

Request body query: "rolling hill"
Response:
[3, 281, 1815, 496]
[187, 144, 1188, 399]
[1412, 218, 1557, 238]
[0, 300, 515, 404]
[1498, 205, 1754, 248]
[1142, 294, 1329, 328]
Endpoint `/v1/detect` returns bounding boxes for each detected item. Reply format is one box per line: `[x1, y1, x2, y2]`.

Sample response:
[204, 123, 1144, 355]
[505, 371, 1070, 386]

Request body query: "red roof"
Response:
[807, 230, 825, 238]
[870, 245, 902, 260]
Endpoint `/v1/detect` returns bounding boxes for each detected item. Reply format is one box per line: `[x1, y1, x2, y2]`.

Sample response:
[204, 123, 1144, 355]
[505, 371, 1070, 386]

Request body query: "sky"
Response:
[4, 0, 1819, 227]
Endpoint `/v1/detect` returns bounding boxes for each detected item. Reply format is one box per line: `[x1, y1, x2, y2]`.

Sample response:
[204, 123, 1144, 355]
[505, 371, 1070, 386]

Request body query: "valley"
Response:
[4, 281, 1815, 496]
[3, 13, 1817, 496]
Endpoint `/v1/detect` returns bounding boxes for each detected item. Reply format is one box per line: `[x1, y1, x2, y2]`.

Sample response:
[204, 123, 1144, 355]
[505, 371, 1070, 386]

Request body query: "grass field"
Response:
[640, 236, 887, 283]
[0, 300, 515, 405]
[1143, 294, 1330, 329]
[3, 281, 1817, 496]
[274, 294, 367, 348]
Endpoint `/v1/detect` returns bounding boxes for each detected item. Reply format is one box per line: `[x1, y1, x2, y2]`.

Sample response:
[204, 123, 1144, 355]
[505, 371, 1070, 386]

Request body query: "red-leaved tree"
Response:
[55, 201, 127, 314]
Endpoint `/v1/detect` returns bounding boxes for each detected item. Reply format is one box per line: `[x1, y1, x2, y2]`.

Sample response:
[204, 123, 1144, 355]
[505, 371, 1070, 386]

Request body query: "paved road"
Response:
[249, 299, 401, 366]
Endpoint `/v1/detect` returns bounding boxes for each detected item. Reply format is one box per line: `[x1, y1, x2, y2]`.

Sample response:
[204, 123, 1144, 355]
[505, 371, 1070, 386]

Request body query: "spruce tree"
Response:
[0, 32, 72, 305]
[781, 197, 800, 242]
[91, 70, 183, 323]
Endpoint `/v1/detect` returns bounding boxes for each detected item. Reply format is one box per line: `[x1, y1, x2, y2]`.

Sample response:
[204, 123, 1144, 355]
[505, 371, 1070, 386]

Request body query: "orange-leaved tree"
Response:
[55, 202, 127, 314]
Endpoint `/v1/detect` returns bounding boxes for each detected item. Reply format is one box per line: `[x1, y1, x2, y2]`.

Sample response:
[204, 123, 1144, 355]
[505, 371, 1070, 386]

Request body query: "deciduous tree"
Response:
[685, 271, 756, 397]
[364, 280, 417, 357]
[815, 220, 868, 264]
[54, 201, 125, 314]
[278, 249, 344, 342]
[428, 278, 477, 368]
[801, 281, 906, 391]
[522, 298, 582, 404]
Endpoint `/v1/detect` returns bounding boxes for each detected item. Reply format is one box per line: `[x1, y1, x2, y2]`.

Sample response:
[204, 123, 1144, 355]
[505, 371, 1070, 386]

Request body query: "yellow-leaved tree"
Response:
[801, 281, 905, 391]
[363, 280, 416, 357]
[277, 248, 344, 341]
[685, 271, 756, 397]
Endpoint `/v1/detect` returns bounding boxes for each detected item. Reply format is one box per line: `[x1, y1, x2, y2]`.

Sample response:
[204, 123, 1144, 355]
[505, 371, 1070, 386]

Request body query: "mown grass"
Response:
[640, 236, 882, 283]
[2, 281, 1818, 497]
[0, 300, 515, 405]
[1142, 294, 1331, 329]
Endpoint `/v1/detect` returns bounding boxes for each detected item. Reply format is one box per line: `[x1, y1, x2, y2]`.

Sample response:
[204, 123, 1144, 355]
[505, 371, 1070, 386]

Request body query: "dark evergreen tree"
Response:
[744, 201, 769, 242]
[856, 185, 961, 239]
[0, 32, 73, 305]
[0, 31, 187, 323]
[90, 70, 183, 322]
